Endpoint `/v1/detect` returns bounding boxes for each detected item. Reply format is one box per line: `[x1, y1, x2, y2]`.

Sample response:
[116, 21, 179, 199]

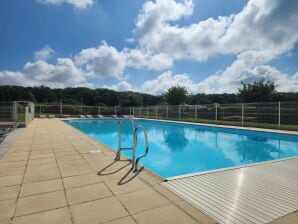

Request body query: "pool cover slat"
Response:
[163, 157, 298, 224]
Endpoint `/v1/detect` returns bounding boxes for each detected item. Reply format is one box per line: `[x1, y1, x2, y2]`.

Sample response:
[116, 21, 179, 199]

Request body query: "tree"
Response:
[164, 86, 188, 105]
[238, 79, 276, 103]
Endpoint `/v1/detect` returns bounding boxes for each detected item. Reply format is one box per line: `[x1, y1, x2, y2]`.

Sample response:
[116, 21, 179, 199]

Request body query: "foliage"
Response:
[238, 79, 276, 103]
[164, 86, 188, 105]
[1, 82, 298, 106]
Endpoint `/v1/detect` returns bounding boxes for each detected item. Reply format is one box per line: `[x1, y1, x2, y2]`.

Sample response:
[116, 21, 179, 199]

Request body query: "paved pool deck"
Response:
[0, 119, 216, 224]
[0, 118, 297, 224]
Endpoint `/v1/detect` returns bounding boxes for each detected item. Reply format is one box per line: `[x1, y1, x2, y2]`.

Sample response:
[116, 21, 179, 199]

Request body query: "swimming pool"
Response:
[64, 119, 298, 178]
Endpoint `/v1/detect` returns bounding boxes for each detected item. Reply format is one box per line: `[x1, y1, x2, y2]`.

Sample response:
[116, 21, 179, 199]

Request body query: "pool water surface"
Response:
[65, 119, 298, 178]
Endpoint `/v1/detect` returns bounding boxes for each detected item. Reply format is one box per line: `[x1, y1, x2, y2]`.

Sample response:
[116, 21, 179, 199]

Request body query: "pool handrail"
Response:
[115, 117, 136, 161]
[115, 117, 149, 171]
[133, 125, 149, 172]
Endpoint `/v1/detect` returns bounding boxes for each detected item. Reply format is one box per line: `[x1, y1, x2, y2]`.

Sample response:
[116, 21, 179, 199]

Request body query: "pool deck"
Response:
[0, 119, 297, 224]
[0, 119, 215, 224]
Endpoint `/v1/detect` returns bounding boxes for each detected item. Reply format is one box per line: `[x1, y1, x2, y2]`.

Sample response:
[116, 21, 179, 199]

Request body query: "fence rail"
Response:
[0, 101, 35, 126]
[34, 101, 298, 131]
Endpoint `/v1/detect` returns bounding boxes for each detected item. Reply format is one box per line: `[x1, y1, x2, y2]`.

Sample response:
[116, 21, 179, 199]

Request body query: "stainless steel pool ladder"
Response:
[115, 117, 149, 172]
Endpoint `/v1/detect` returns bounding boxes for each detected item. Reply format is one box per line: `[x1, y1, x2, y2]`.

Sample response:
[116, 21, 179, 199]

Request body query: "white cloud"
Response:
[135, 0, 298, 61]
[103, 81, 133, 92]
[34, 46, 55, 61]
[75, 42, 126, 79]
[124, 49, 172, 70]
[24, 58, 85, 85]
[140, 71, 205, 95]
[74, 43, 172, 79]
[37, 0, 93, 9]
[0, 58, 87, 88]
[0, 71, 29, 86]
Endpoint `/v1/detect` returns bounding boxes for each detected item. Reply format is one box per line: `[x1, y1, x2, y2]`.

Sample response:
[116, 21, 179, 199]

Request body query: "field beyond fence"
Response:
[35, 102, 298, 131]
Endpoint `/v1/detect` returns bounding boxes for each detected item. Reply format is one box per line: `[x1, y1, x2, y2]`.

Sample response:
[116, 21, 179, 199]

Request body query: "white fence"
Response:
[35, 101, 298, 131]
[0, 101, 35, 126]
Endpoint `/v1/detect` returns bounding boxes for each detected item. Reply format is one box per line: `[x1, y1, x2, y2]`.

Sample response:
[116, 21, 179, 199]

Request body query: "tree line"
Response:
[0, 80, 297, 106]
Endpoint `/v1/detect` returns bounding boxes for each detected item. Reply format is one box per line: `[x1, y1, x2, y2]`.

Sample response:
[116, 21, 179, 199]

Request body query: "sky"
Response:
[0, 0, 298, 95]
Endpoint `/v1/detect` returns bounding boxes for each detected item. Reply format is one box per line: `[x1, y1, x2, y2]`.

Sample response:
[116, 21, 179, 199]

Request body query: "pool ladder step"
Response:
[115, 117, 149, 172]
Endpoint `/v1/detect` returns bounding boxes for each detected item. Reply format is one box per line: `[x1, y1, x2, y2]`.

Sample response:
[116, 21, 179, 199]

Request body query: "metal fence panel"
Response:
[32, 101, 298, 131]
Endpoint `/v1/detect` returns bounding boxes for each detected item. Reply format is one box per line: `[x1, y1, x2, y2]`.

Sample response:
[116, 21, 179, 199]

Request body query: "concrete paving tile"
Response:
[0, 199, 16, 222]
[29, 153, 54, 160]
[15, 190, 66, 217]
[70, 197, 128, 224]
[133, 204, 198, 224]
[153, 184, 183, 202]
[0, 167, 25, 177]
[103, 216, 137, 224]
[27, 157, 56, 166]
[118, 188, 171, 214]
[270, 211, 298, 224]
[23, 168, 60, 183]
[63, 173, 102, 189]
[56, 154, 82, 162]
[55, 150, 78, 157]
[0, 161, 27, 168]
[105, 177, 149, 195]
[0, 185, 20, 200]
[138, 172, 162, 186]
[20, 179, 63, 197]
[26, 163, 58, 171]
[176, 201, 217, 224]
[66, 183, 112, 205]
[1, 155, 29, 162]
[59, 165, 92, 177]
[0, 175, 23, 187]
[12, 207, 72, 224]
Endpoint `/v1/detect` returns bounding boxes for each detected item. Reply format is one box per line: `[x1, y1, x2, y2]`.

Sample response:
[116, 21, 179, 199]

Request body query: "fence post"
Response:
[155, 107, 157, 118]
[60, 99, 63, 117]
[140, 107, 142, 116]
[166, 105, 169, 119]
[195, 106, 197, 121]
[179, 105, 181, 120]
[133, 106, 134, 115]
[242, 103, 244, 126]
[98, 106, 101, 115]
[12, 101, 17, 121]
[215, 103, 218, 122]
[278, 101, 281, 129]
[147, 106, 149, 118]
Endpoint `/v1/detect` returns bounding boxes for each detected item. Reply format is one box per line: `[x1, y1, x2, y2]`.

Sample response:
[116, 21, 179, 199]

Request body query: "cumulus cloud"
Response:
[0, 71, 29, 86]
[124, 49, 172, 70]
[74, 43, 173, 79]
[0, 58, 87, 88]
[37, 0, 93, 9]
[135, 0, 298, 61]
[198, 51, 298, 93]
[103, 81, 133, 92]
[140, 71, 204, 95]
[34, 46, 55, 61]
[75, 42, 126, 79]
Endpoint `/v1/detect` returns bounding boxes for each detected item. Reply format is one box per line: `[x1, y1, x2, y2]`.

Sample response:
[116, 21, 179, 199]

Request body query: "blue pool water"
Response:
[64, 119, 298, 178]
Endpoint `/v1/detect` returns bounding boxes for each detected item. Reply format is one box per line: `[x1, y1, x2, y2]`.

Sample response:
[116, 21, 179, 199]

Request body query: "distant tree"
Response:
[238, 79, 276, 103]
[164, 86, 188, 105]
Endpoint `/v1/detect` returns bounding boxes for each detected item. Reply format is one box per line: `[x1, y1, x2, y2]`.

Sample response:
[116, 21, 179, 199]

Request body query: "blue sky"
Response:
[0, 0, 298, 94]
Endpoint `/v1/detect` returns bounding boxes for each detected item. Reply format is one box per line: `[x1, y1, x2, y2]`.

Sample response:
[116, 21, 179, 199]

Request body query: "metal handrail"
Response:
[133, 125, 149, 172]
[115, 117, 149, 171]
[115, 117, 136, 161]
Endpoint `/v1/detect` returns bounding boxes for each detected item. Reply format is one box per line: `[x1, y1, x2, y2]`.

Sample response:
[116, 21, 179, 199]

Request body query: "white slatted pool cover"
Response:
[163, 158, 298, 224]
